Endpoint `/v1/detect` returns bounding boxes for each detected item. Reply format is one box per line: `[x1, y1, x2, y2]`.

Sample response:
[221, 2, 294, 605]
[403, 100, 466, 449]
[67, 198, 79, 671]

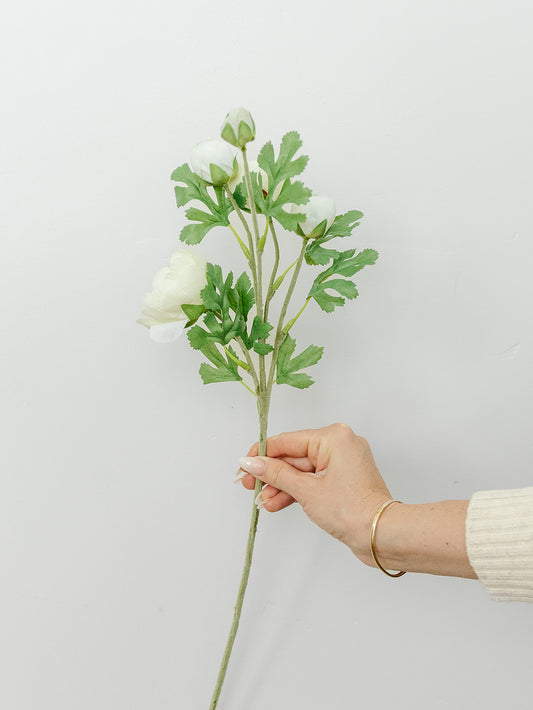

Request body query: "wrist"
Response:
[367, 500, 477, 579]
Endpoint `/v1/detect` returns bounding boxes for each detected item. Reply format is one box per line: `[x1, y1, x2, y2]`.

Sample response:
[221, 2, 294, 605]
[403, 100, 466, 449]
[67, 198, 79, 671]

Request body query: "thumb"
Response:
[239, 456, 313, 502]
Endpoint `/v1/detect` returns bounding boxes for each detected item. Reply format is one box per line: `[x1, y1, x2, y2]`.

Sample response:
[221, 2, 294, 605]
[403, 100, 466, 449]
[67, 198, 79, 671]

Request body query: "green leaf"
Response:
[321, 210, 364, 242]
[308, 278, 359, 313]
[305, 241, 342, 266]
[199, 361, 242, 384]
[276, 334, 323, 389]
[233, 272, 255, 320]
[171, 164, 236, 244]
[253, 342, 274, 355]
[251, 133, 311, 232]
[179, 221, 213, 245]
[241, 316, 274, 354]
[258, 132, 309, 187]
[181, 303, 205, 327]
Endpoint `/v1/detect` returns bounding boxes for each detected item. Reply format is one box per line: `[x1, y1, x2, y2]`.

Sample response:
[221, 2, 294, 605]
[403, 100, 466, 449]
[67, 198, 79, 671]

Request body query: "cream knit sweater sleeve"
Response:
[465, 486, 533, 603]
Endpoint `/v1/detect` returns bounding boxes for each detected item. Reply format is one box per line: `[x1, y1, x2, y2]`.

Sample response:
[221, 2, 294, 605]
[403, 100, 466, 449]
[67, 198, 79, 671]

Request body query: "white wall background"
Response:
[2, 0, 532, 708]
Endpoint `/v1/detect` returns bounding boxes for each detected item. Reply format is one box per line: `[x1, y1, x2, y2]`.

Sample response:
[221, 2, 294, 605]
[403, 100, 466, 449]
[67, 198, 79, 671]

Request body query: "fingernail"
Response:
[233, 470, 247, 484]
[239, 457, 266, 476]
[255, 490, 272, 510]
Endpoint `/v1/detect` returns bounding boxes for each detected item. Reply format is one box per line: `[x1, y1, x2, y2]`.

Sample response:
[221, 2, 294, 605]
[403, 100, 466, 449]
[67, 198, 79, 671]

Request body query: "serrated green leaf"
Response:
[172, 164, 236, 244]
[234, 272, 255, 319]
[276, 334, 323, 389]
[253, 342, 274, 355]
[308, 278, 359, 313]
[249, 316, 273, 342]
[258, 132, 309, 186]
[181, 303, 205, 327]
[199, 362, 242, 384]
[321, 210, 364, 242]
[305, 241, 342, 266]
[252, 133, 311, 232]
[179, 222, 213, 245]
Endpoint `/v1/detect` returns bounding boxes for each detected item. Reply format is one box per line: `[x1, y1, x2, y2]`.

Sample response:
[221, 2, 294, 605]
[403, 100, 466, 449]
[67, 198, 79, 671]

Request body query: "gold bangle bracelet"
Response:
[370, 499, 406, 578]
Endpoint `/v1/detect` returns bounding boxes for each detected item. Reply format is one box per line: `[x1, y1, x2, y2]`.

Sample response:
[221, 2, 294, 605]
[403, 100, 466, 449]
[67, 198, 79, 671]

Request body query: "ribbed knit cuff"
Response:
[465, 487, 533, 603]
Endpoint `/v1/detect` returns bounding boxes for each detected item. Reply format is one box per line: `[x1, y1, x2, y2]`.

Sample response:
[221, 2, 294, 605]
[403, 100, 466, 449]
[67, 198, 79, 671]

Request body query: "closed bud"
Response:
[221, 107, 256, 148]
[293, 195, 336, 239]
[190, 138, 238, 186]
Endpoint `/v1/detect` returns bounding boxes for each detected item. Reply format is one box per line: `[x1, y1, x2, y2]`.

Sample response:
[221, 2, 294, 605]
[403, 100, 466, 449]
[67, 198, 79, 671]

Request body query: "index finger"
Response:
[246, 429, 319, 462]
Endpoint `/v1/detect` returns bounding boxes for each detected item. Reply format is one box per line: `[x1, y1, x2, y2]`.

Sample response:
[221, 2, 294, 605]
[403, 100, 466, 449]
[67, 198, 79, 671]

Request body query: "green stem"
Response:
[208, 392, 269, 709]
[241, 149, 263, 320]
[240, 380, 257, 397]
[236, 337, 259, 392]
[241, 149, 267, 396]
[258, 219, 269, 252]
[229, 225, 250, 260]
[224, 346, 249, 371]
[225, 187, 258, 295]
[266, 239, 308, 394]
[263, 219, 281, 324]
[283, 297, 311, 334]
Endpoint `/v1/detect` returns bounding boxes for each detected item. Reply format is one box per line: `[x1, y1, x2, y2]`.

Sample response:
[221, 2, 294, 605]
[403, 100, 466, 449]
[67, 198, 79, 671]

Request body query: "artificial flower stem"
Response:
[240, 380, 257, 397]
[258, 218, 269, 253]
[236, 337, 259, 392]
[229, 225, 251, 260]
[267, 239, 308, 393]
[241, 149, 267, 396]
[224, 346, 250, 370]
[208, 396, 269, 710]
[225, 187, 258, 295]
[241, 148, 263, 320]
[283, 297, 311, 334]
[263, 219, 281, 324]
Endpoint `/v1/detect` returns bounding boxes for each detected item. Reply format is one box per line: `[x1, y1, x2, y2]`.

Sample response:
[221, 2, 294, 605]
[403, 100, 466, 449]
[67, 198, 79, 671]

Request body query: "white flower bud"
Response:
[190, 139, 238, 186]
[137, 250, 207, 343]
[293, 195, 336, 239]
[221, 107, 256, 148]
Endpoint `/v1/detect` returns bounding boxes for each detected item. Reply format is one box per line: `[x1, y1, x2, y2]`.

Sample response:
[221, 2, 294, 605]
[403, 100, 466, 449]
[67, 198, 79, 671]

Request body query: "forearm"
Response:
[357, 500, 478, 579]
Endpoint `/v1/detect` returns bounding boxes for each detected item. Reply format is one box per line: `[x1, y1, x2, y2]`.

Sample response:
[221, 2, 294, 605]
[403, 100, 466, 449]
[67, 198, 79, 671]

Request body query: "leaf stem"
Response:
[242, 148, 263, 319]
[225, 187, 258, 296]
[236, 337, 259, 392]
[229, 225, 251, 260]
[263, 219, 281, 324]
[239, 380, 257, 397]
[266, 238, 308, 396]
[224, 346, 249, 370]
[283, 297, 311, 334]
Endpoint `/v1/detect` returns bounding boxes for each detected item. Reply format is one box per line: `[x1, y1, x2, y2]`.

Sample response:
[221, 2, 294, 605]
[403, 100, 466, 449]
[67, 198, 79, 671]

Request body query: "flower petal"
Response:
[149, 320, 187, 343]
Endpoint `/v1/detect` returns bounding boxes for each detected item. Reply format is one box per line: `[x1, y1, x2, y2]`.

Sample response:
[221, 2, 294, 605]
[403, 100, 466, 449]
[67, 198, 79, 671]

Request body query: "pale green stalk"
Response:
[225, 187, 258, 296]
[266, 238, 308, 396]
[241, 148, 267, 394]
[263, 219, 281, 324]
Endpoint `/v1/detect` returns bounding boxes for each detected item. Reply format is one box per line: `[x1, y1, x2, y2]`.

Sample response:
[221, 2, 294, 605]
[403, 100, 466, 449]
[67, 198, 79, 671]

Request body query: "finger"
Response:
[239, 455, 316, 500]
[280, 456, 314, 472]
[261, 490, 295, 512]
[265, 430, 318, 461]
[245, 430, 318, 463]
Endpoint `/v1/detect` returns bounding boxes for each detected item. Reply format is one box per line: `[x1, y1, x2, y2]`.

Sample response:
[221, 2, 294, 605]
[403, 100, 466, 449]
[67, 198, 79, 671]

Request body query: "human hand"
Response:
[237, 423, 393, 565]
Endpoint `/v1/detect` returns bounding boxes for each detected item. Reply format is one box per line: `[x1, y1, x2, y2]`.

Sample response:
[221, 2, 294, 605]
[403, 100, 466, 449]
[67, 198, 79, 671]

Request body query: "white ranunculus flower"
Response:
[221, 107, 256, 148]
[293, 194, 336, 239]
[137, 250, 207, 343]
[190, 138, 238, 186]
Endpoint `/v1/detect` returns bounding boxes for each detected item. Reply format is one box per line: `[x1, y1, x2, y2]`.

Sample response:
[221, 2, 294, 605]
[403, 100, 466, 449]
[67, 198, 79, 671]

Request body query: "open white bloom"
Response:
[190, 138, 238, 186]
[293, 194, 336, 239]
[137, 250, 207, 343]
[221, 107, 256, 148]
